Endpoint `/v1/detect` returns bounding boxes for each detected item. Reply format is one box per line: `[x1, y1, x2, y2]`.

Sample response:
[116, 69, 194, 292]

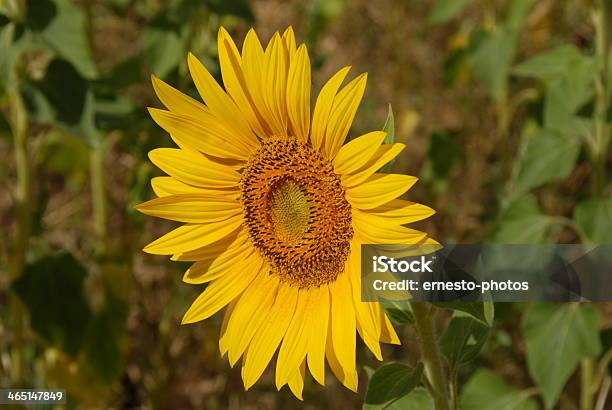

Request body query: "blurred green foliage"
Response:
[0, 0, 610, 409]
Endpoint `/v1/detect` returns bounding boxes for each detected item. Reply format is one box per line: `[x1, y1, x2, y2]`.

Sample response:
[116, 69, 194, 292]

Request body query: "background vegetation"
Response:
[0, 0, 610, 408]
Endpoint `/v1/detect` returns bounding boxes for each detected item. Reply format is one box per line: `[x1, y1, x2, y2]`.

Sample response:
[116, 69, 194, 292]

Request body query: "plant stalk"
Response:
[591, 0, 610, 196]
[411, 303, 450, 410]
[581, 358, 595, 410]
[89, 144, 107, 256]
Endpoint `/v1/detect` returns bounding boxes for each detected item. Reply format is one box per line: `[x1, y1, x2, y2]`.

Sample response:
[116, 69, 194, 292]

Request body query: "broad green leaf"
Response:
[427, 131, 462, 178]
[25, 0, 56, 31]
[364, 362, 424, 408]
[574, 196, 612, 243]
[440, 316, 490, 370]
[382, 300, 414, 324]
[83, 288, 128, 383]
[522, 303, 601, 409]
[11, 252, 92, 357]
[513, 45, 585, 80]
[205, 0, 255, 21]
[460, 369, 538, 410]
[364, 388, 434, 410]
[469, 27, 517, 99]
[427, 0, 471, 24]
[505, 0, 536, 30]
[32, 58, 87, 125]
[434, 301, 494, 326]
[492, 195, 553, 243]
[512, 128, 581, 194]
[144, 25, 183, 79]
[39, 0, 97, 78]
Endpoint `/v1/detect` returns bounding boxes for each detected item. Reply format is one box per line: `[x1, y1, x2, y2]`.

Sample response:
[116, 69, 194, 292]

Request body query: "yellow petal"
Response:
[378, 304, 401, 344]
[366, 199, 436, 224]
[219, 299, 237, 356]
[352, 210, 427, 244]
[310, 66, 351, 152]
[276, 290, 310, 389]
[324, 73, 368, 159]
[328, 273, 357, 391]
[282, 26, 297, 61]
[242, 29, 275, 136]
[217, 27, 268, 138]
[347, 242, 383, 360]
[306, 285, 329, 385]
[143, 215, 242, 255]
[182, 238, 253, 284]
[135, 194, 240, 224]
[149, 148, 240, 188]
[151, 177, 238, 199]
[263, 32, 288, 136]
[181, 251, 263, 324]
[342, 143, 405, 187]
[242, 283, 298, 390]
[346, 173, 417, 210]
[151, 75, 208, 119]
[286, 44, 311, 142]
[333, 131, 386, 174]
[226, 269, 279, 366]
[287, 360, 306, 400]
[187, 52, 257, 145]
[148, 108, 257, 160]
[171, 228, 244, 261]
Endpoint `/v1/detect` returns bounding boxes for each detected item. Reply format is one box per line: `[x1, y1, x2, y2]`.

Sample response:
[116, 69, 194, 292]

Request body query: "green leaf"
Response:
[427, 131, 462, 178]
[513, 45, 585, 80]
[469, 27, 517, 99]
[205, 0, 255, 21]
[504, 0, 536, 31]
[440, 316, 490, 370]
[83, 289, 128, 383]
[144, 24, 183, 79]
[434, 301, 494, 326]
[427, 0, 471, 24]
[11, 252, 92, 357]
[380, 105, 396, 172]
[574, 196, 612, 243]
[460, 369, 538, 410]
[492, 195, 553, 243]
[365, 388, 434, 410]
[25, 0, 56, 31]
[512, 128, 581, 194]
[382, 104, 395, 145]
[32, 58, 87, 125]
[39, 0, 97, 78]
[364, 362, 424, 408]
[522, 303, 602, 409]
[382, 301, 414, 324]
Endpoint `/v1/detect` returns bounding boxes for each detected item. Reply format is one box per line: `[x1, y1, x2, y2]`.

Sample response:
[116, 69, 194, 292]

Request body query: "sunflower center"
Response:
[240, 137, 353, 288]
[268, 178, 311, 243]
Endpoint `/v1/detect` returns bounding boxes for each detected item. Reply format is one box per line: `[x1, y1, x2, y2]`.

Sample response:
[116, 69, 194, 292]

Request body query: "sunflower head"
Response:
[137, 26, 436, 399]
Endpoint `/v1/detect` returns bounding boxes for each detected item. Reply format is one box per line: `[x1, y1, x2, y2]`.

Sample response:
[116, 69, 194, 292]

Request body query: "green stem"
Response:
[591, 1, 610, 196]
[581, 358, 595, 410]
[9, 87, 30, 277]
[411, 303, 450, 410]
[89, 144, 107, 256]
[8, 65, 29, 388]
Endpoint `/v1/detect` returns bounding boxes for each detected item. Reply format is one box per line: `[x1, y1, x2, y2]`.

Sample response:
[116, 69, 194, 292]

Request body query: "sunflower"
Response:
[137, 26, 436, 399]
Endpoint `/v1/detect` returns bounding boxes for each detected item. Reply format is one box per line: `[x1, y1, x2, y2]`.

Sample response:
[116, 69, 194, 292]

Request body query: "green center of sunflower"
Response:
[240, 137, 353, 289]
[268, 178, 312, 243]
